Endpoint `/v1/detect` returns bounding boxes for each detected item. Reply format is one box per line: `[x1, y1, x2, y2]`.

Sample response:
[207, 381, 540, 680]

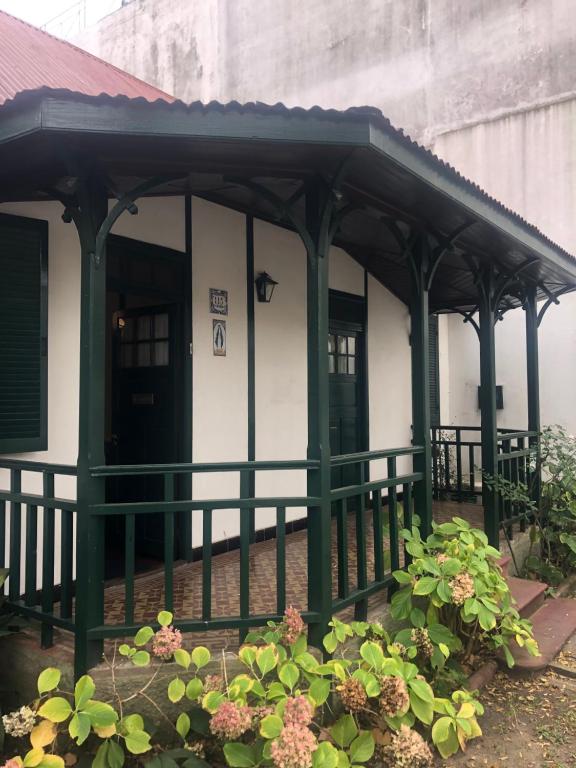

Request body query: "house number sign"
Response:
[210, 288, 228, 315]
[213, 319, 226, 356]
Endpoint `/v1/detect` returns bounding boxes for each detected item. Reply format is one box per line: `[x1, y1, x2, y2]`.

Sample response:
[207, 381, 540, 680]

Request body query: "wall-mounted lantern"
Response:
[255, 272, 278, 303]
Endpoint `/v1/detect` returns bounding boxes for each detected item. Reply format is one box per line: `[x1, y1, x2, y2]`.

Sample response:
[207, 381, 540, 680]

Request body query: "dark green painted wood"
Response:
[402, 482, 413, 566]
[60, 509, 73, 619]
[125, 514, 135, 625]
[478, 267, 500, 548]
[202, 509, 212, 621]
[525, 284, 541, 508]
[8, 469, 21, 600]
[239, 471, 250, 642]
[41, 472, 55, 648]
[91, 459, 318, 475]
[354, 463, 368, 620]
[337, 497, 349, 599]
[305, 181, 333, 648]
[164, 474, 175, 612]
[181, 193, 193, 561]
[24, 504, 37, 606]
[276, 506, 286, 614]
[409, 235, 433, 537]
[246, 215, 256, 543]
[0, 500, 5, 568]
[0, 213, 48, 453]
[372, 490, 384, 582]
[74, 175, 108, 676]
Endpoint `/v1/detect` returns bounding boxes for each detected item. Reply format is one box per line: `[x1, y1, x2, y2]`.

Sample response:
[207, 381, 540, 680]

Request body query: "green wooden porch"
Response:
[1, 94, 576, 675]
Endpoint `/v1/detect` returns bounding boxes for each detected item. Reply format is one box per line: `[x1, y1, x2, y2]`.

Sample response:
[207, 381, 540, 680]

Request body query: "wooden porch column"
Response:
[74, 174, 108, 676]
[305, 181, 332, 647]
[525, 283, 541, 506]
[478, 267, 500, 548]
[409, 234, 433, 537]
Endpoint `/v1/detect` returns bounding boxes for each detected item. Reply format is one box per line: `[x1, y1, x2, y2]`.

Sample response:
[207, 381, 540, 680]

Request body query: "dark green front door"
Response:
[329, 291, 367, 491]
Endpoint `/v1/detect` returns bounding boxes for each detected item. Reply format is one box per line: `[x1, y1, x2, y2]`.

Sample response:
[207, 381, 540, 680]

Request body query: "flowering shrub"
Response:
[391, 517, 539, 668]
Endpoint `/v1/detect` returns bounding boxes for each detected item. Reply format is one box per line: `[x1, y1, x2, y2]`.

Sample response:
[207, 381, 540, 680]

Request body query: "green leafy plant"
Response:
[390, 517, 539, 668]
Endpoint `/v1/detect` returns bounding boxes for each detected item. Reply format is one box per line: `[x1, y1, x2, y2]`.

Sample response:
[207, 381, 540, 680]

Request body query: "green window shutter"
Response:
[0, 213, 48, 453]
[429, 313, 440, 426]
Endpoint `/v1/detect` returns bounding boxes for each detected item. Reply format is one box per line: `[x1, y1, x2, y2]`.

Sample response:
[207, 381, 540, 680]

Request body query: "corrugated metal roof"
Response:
[1, 86, 573, 274]
[0, 10, 174, 106]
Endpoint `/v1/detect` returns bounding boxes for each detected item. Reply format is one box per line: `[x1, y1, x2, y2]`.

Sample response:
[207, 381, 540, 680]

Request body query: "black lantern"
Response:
[255, 271, 278, 303]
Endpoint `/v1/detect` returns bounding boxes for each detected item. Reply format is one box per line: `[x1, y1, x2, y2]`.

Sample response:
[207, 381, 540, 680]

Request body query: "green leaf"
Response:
[477, 603, 497, 631]
[390, 587, 412, 619]
[174, 649, 191, 670]
[157, 611, 173, 627]
[359, 641, 384, 670]
[186, 677, 204, 700]
[409, 678, 434, 704]
[410, 607, 425, 628]
[131, 650, 150, 667]
[278, 661, 299, 690]
[222, 743, 257, 768]
[191, 646, 211, 669]
[202, 691, 225, 714]
[168, 677, 186, 703]
[330, 714, 358, 748]
[81, 701, 118, 728]
[107, 739, 125, 768]
[122, 714, 144, 734]
[68, 712, 91, 746]
[189, 708, 211, 736]
[37, 668, 61, 695]
[176, 712, 190, 740]
[118, 645, 132, 657]
[436, 580, 452, 603]
[413, 577, 439, 596]
[323, 630, 338, 654]
[433, 722, 459, 758]
[409, 690, 434, 725]
[312, 742, 339, 768]
[259, 714, 283, 739]
[93, 742, 109, 768]
[125, 730, 151, 755]
[74, 675, 96, 710]
[393, 570, 412, 585]
[257, 645, 278, 675]
[38, 697, 73, 723]
[309, 678, 330, 706]
[349, 732, 374, 764]
[133, 626, 154, 646]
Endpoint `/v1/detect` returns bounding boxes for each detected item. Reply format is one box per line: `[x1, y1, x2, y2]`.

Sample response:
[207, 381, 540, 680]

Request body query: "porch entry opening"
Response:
[105, 235, 189, 577]
[329, 290, 367, 493]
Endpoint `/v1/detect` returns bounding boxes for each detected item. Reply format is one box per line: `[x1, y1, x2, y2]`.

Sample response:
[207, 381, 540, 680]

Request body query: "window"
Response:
[329, 333, 357, 375]
[0, 213, 48, 453]
[118, 312, 170, 368]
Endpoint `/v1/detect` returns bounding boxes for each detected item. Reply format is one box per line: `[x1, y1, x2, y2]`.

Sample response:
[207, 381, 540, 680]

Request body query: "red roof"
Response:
[0, 10, 175, 106]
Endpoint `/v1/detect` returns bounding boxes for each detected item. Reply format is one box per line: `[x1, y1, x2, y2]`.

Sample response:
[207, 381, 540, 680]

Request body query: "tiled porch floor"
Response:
[27, 500, 486, 661]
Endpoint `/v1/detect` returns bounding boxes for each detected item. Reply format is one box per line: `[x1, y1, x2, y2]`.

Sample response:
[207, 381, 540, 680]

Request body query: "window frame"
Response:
[0, 212, 48, 454]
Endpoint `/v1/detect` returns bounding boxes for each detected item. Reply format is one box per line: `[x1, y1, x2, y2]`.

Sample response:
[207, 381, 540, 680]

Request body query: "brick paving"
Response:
[24, 500, 485, 663]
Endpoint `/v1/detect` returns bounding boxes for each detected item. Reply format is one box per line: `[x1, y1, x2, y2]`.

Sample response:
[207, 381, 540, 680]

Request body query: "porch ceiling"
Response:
[0, 89, 575, 313]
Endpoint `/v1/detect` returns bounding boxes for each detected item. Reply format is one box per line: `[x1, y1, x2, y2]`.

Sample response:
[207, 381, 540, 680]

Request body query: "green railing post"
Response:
[478, 267, 500, 548]
[305, 181, 333, 648]
[74, 174, 108, 676]
[525, 284, 541, 509]
[409, 234, 433, 537]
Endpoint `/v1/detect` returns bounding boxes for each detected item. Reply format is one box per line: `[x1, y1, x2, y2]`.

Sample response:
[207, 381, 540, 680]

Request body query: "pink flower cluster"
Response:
[281, 607, 305, 645]
[3, 760, 22, 768]
[152, 625, 183, 659]
[283, 696, 313, 727]
[270, 725, 317, 768]
[209, 701, 253, 740]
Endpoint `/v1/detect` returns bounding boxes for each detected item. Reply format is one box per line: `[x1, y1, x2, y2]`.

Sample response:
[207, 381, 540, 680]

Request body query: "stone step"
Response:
[498, 554, 513, 576]
[506, 576, 548, 617]
[510, 598, 576, 672]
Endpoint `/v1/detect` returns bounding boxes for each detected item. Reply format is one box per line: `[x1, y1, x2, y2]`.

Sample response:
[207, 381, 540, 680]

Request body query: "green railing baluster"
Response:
[468, 444, 475, 494]
[402, 482, 413, 566]
[0, 499, 5, 568]
[125, 514, 135, 625]
[239, 471, 250, 642]
[455, 428, 462, 501]
[502, 440, 512, 537]
[387, 457, 399, 573]
[337, 497, 349, 599]
[355, 468, 368, 620]
[431, 428, 438, 500]
[372, 490, 384, 582]
[41, 472, 55, 648]
[60, 510, 73, 619]
[202, 509, 212, 621]
[518, 437, 527, 532]
[25, 505, 38, 606]
[9, 469, 21, 601]
[443, 443, 450, 491]
[276, 506, 286, 615]
[164, 474, 175, 613]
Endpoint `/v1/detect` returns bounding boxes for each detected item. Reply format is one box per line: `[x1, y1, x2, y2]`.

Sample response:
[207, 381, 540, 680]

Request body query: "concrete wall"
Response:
[0, 195, 413, 585]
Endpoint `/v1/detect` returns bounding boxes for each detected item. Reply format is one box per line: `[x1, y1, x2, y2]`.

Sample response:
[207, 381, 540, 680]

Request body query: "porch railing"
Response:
[431, 426, 539, 533]
[1, 446, 425, 668]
